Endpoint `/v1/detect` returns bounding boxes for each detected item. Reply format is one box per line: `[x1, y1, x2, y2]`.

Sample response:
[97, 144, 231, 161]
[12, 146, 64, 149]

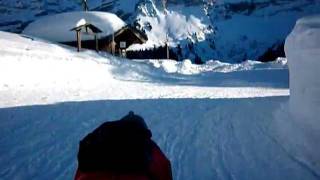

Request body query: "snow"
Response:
[281, 14, 320, 173]
[285, 15, 320, 122]
[142, 58, 288, 75]
[22, 11, 126, 42]
[0, 29, 318, 180]
[0, 31, 289, 107]
[76, 18, 86, 27]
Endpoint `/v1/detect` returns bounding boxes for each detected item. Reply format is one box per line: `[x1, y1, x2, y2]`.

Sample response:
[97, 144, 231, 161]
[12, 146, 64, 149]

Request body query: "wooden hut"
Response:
[65, 25, 147, 56]
[23, 11, 147, 58]
[101, 26, 147, 56]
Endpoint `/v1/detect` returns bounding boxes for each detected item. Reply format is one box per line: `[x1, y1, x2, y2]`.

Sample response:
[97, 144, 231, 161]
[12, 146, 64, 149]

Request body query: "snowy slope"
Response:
[1, 30, 319, 180]
[0, 31, 289, 107]
[4, 97, 319, 180]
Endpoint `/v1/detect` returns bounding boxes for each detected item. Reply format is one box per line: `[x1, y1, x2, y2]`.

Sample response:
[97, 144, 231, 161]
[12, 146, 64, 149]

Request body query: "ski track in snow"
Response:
[0, 98, 318, 180]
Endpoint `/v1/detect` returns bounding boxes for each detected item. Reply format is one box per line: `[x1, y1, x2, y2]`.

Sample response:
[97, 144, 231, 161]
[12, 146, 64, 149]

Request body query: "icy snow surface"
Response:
[23, 11, 126, 42]
[0, 30, 318, 180]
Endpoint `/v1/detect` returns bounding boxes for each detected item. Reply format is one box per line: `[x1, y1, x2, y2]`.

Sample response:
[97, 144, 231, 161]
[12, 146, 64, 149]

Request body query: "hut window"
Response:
[120, 41, 126, 48]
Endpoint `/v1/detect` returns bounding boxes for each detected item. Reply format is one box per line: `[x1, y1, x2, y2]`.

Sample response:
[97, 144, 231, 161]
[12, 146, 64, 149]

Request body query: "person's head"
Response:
[78, 111, 152, 173]
[120, 111, 151, 138]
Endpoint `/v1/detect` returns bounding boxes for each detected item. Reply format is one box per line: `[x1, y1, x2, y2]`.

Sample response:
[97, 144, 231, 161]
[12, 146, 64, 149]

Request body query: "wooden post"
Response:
[95, 34, 99, 52]
[166, 44, 169, 59]
[76, 30, 81, 52]
[166, 34, 169, 59]
[112, 33, 115, 55]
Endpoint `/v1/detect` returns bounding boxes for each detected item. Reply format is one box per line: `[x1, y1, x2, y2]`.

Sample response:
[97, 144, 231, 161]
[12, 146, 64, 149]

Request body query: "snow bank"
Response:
[23, 11, 126, 42]
[284, 15, 320, 172]
[285, 15, 320, 124]
[142, 58, 287, 75]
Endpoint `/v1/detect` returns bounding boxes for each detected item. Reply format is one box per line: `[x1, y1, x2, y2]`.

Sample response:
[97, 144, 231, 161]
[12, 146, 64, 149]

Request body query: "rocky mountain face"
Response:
[1, 0, 320, 62]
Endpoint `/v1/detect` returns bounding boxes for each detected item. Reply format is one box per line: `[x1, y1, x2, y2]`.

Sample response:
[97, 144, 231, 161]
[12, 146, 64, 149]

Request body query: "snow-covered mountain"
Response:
[1, 0, 320, 62]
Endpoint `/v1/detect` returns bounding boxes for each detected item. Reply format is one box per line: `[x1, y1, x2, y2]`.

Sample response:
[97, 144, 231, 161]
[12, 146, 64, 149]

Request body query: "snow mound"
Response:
[284, 14, 320, 173]
[144, 58, 287, 75]
[23, 11, 126, 42]
[147, 59, 198, 75]
[285, 15, 320, 123]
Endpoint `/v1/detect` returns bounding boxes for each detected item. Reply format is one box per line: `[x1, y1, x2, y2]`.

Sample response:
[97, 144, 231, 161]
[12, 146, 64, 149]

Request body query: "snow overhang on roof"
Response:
[70, 19, 103, 34]
[23, 11, 126, 42]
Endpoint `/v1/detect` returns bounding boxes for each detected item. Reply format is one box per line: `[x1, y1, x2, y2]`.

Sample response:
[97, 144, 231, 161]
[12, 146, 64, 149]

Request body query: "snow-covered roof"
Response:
[76, 18, 87, 28]
[23, 11, 126, 42]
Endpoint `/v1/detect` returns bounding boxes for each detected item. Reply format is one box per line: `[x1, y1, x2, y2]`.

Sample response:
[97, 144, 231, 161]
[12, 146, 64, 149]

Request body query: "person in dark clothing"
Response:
[75, 111, 172, 180]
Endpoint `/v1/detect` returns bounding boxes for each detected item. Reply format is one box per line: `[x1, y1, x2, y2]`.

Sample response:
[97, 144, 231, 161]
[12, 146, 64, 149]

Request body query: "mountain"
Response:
[1, 0, 320, 62]
[1, 12, 320, 180]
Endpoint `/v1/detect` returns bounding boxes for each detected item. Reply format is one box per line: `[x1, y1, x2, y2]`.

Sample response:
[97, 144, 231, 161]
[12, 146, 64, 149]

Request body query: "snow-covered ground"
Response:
[0, 31, 288, 107]
[0, 29, 318, 180]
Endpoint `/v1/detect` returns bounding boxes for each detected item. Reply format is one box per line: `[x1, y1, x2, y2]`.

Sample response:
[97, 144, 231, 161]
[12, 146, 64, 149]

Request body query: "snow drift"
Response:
[285, 15, 320, 122]
[283, 15, 320, 173]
